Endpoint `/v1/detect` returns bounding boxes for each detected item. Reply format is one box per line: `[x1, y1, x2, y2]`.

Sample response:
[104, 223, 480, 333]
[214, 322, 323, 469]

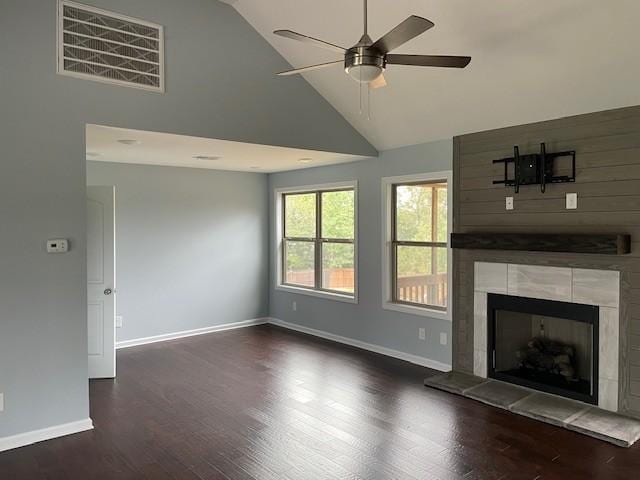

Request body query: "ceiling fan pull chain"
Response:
[359, 74, 362, 115]
[367, 82, 371, 121]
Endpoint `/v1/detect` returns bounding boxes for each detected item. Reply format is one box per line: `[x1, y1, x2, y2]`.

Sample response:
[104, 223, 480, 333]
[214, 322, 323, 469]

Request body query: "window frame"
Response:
[382, 171, 453, 320]
[275, 181, 358, 304]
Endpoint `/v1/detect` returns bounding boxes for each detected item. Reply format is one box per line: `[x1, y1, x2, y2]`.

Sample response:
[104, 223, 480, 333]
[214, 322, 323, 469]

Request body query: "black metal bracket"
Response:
[493, 143, 576, 193]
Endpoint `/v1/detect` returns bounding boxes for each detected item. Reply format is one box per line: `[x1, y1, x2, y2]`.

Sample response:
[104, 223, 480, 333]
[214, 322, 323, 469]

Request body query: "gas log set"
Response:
[516, 336, 578, 382]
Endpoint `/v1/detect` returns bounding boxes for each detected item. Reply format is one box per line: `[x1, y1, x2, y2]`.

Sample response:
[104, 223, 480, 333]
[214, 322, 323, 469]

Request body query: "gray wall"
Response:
[0, 0, 374, 439]
[269, 140, 454, 366]
[451, 105, 640, 417]
[87, 161, 268, 342]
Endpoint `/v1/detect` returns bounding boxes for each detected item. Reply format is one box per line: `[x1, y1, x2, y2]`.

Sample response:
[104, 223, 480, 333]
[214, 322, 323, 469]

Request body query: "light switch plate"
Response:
[506, 197, 514, 211]
[115, 316, 123, 328]
[440, 333, 448, 345]
[419, 328, 426, 340]
[0, 393, 4, 413]
[566, 193, 578, 210]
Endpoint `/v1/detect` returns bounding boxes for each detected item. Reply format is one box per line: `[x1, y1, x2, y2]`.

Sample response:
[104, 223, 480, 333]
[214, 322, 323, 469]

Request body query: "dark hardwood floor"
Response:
[2, 324, 639, 479]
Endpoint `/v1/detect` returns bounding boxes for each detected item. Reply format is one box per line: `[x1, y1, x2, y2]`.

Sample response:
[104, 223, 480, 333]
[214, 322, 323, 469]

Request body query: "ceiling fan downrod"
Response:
[363, 0, 368, 37]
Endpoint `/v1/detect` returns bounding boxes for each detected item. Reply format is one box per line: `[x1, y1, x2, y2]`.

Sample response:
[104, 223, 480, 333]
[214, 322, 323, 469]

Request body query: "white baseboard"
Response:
[268, 318, 451, 372]
[0, 418, 93, 453]
[116, 318, 269, 349]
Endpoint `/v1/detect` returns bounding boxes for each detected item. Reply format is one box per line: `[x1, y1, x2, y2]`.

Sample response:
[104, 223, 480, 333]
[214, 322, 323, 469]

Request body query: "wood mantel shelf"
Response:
[451, 233, 631, 255]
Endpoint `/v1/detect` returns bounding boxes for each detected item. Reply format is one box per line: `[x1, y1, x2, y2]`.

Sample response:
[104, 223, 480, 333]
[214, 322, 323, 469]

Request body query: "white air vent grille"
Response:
[57, 1, 164, 92]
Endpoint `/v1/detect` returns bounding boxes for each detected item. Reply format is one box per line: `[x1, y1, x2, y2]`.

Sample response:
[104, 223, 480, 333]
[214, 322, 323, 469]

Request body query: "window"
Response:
[278, 183, 357, 301]
[383, 172, 452, 319]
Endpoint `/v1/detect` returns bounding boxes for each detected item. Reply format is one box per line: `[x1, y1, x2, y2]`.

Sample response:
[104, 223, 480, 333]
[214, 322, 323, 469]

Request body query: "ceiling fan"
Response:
[274, 0, 471, 89]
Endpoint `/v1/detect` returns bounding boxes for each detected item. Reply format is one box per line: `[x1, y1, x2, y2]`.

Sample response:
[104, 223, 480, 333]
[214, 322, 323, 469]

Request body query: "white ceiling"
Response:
[232, 0, 640, 151]
[86, 125, 366, 173]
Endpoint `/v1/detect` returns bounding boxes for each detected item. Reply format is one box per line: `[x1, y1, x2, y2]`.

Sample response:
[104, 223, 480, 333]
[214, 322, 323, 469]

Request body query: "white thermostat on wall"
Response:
[46, 239, 69, 254]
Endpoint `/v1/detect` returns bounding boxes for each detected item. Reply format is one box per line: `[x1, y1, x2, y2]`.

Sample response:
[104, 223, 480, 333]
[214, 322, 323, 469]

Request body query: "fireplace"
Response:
[487, 293, 599, 405]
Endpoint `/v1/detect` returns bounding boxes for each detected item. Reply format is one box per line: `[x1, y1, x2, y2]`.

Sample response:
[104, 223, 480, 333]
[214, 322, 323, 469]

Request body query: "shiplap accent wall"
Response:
[452, 105, 640, 418]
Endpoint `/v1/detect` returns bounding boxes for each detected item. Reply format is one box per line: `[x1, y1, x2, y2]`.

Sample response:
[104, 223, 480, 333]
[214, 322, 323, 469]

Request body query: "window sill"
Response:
[275, 284, 358, 304]
[382, 301, 451, 321]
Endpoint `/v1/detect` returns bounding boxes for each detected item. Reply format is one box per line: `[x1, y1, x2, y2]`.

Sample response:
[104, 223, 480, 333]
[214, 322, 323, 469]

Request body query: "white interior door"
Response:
[87, 186, 116, 379]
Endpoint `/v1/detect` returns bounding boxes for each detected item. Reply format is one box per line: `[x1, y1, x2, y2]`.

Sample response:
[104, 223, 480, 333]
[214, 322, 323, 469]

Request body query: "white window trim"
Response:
[274, 181, 359, 304]
[381, 171, 453, 321]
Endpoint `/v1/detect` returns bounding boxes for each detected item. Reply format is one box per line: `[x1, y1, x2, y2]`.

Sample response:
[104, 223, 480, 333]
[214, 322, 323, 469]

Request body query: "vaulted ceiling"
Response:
[230, 0, 640, 151]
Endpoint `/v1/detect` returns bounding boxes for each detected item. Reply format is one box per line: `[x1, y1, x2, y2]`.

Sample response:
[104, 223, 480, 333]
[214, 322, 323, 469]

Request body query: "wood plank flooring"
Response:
[1, 324, 640, 479]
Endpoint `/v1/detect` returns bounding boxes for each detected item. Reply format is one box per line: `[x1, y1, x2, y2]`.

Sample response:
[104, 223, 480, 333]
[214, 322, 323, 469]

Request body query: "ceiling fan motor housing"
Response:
[345, 46, 386, 82]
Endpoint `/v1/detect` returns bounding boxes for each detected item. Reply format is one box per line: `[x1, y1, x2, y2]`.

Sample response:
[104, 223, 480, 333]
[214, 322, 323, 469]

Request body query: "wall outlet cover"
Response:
[566, 193, 578, 210]
[115, 316, 123, 328]
[440, 333, 448, 345]
[418, 328, 426, 340]
[292, 301, 297, 312]
[0, 393, 4, 412]
[506, 196, 514, 211]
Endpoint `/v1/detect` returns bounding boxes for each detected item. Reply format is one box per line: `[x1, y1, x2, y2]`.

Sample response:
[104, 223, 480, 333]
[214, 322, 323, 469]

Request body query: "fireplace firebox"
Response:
[487, 293, 599, 405]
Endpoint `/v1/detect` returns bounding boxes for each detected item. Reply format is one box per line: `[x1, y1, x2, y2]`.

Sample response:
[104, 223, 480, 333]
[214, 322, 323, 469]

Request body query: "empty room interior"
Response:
[3, 0, 640, 478]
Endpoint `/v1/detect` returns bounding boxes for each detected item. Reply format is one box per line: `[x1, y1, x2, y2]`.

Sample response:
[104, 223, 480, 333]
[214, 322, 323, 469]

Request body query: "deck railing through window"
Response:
[287, 268, 354, 293]
[397, 273, 447, 307]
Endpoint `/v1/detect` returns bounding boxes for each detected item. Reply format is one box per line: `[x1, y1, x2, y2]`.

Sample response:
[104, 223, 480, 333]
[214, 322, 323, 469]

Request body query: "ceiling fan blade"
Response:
[369, 74, 387, 89]
[371, 16, 434, 54]
[277, 60, 343, 76]
[387, 54, 471, 68]
[274, 30, 346, 54]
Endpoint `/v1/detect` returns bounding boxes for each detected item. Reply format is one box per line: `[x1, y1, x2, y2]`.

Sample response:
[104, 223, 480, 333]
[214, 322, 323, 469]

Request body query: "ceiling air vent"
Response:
[57, 0, 164, 92]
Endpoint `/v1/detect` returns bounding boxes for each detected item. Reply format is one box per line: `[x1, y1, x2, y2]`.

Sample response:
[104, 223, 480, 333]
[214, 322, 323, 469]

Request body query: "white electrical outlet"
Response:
[292, 301, 297, 312]
[418, 328, 426, 340]
[566, 193, 578, 210]
[0, 393, 4, 413]
[440, 333, 448, 345]
[506, 196, 514, 211]
[115, 316, 123, 328]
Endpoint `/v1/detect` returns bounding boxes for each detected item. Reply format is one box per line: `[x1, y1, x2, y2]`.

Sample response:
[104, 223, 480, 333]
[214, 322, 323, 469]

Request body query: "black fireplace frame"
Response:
[487, 293, 599, 405]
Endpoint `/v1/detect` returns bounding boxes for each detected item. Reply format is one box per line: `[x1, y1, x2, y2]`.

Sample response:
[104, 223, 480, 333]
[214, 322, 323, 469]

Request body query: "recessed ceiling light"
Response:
[117, 139, 141, 145]
[298, 157, 313, 163]
[192, 155, 221, 161]
[86, 151, 102, 158]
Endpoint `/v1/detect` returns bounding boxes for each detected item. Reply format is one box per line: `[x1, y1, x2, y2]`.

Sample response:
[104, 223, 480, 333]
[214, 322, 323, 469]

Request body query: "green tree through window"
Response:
[392, 181, 448, 309]
[282, 188, 355, 295]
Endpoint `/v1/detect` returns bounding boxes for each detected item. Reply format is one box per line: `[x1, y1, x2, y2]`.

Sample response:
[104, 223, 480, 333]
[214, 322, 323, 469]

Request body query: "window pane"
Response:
[284, 240, 315, 287]
[435, 186, 448, 243]
[321, 190, 355, 239]
[322, 242, 355, 293]
[396, 184, 434, 242]
[285, 193, 316, 238]
[396, 245, 447, 308]
[436, 246, 448, 275]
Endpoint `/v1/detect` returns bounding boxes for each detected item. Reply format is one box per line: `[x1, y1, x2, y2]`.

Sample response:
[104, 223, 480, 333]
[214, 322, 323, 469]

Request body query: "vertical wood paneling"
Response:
[453, 105, 640, 418]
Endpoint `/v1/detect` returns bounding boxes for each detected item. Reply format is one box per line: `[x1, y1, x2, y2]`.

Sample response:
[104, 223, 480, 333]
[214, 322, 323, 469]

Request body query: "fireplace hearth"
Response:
[488, 293, 599, 405]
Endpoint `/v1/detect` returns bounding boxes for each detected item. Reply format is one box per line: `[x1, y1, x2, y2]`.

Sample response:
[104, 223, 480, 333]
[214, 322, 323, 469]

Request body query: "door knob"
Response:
[104, 288, 113, 296]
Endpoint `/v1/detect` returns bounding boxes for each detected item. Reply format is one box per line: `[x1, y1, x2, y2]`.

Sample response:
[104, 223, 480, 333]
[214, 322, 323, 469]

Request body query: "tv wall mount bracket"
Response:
[493, 143, 576, 193]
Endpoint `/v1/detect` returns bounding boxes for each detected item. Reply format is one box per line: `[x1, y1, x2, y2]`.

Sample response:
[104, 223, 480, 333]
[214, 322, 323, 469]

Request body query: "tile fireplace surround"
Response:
[473, 262, 620, 411]
[425, 261, 640, 447]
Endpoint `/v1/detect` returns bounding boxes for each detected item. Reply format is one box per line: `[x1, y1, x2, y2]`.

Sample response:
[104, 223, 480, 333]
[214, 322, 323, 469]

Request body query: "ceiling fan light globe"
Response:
[346, 64, 383, 83]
